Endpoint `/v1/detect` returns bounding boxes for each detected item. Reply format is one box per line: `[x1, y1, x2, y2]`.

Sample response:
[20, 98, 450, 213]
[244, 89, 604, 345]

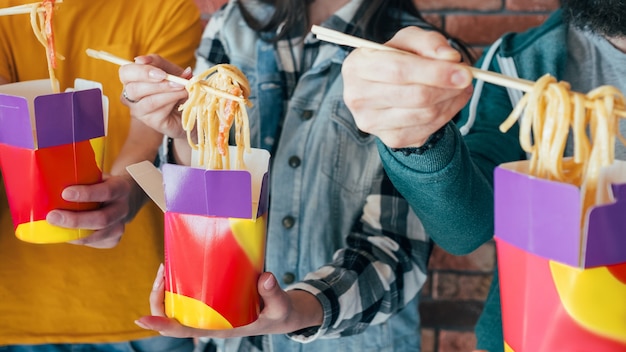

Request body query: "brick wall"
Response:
[192, 1, 561, 352]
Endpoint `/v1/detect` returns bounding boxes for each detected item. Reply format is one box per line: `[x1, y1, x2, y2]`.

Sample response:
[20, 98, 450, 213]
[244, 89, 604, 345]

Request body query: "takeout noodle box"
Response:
[0, 79, 106, 244]
[494, 160, 626, 351]
[128, 147, 270, 329]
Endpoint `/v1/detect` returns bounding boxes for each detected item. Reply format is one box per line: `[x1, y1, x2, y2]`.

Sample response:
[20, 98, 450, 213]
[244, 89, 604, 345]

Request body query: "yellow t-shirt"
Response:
[0, 0, 202, 344]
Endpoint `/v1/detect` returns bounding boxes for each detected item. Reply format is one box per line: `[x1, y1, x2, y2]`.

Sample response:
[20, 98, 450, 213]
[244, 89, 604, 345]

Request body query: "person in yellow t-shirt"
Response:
[0, 0, 202, 350]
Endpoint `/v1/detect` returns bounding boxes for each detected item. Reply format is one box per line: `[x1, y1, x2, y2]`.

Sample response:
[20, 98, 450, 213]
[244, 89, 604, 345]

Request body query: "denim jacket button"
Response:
[282, 215, 295, 229]
[301, 110, 313, 121]
[282, 272, 296, 284]
[288, 156, 301, 168]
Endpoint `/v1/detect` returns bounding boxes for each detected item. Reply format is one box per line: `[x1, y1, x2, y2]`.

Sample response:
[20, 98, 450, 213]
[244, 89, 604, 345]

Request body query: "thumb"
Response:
[257, 272, 291, 320]
[259, 272, 278, 292]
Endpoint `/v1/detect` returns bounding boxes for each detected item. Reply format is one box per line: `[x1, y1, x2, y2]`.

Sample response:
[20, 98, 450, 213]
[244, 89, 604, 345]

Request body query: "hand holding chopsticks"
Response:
[311, 25, 534, 93]
[311, 25, 626, 117]
[85, 49, 244, 102]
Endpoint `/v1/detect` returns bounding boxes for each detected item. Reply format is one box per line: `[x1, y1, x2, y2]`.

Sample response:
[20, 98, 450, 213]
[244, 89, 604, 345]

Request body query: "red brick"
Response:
[421, 328, 437, 352]
[432, 272, 492, 300]
[428, 242, 495, 272]
[439, 330, 477, 352]
[445, 14, 549, 45]
[423, 14, 443, 30]
[506, 0, 560, 11]
[417, 0, 502, 11]
[421, 273, 433, 298]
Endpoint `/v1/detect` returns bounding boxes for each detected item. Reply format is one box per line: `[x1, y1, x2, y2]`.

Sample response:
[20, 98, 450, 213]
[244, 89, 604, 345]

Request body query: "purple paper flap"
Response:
[257, 172, 270, 217]
[34, 88, 104, 148]
[0, 94, 35, 149]
[494, 165, 582, 267]
[585, 182, 626, 267]
[163, 163, 254, 219]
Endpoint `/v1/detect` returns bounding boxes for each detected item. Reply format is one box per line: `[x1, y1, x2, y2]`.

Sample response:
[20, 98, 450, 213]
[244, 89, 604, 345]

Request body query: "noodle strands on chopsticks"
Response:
[311, 25, 626, 118]
[27, 0, 64, 92]
[180, 64, 252, 170]
[0, 0, 61, 16]
[85, 49, 253, 171]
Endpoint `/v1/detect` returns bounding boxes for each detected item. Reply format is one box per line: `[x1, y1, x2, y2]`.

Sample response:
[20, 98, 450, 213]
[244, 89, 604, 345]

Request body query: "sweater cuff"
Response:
[378, 123, 458, 174]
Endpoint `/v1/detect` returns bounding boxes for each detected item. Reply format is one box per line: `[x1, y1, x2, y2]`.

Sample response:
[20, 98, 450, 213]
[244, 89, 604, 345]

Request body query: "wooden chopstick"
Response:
[86, 49, 188, 85]
[311, 25, 626, 117]
[85, 48, 245, 102]
[311, 25, 534, 92]
[0, 0, 63, 16]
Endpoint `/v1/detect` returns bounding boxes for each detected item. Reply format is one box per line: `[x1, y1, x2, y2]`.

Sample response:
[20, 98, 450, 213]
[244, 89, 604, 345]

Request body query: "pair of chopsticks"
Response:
[311, 25, 626, 117]
[0, 0, 63, 16]
[85, 49, 245, 102]
[311, 25, 535, 92]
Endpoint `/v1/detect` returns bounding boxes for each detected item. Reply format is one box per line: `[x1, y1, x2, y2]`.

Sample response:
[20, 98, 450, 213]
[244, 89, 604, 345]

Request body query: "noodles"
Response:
[29, 0, 62, 92]
[499, 74, 626, 221]
[179, 64, 252, 170]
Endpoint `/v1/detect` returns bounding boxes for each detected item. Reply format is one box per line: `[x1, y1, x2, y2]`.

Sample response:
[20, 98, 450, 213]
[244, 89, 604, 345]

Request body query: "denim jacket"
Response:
[192, 1, 434, 351]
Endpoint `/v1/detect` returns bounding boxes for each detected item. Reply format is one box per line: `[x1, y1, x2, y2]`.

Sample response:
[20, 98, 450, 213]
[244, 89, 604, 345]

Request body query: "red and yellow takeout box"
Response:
[494, 160, 626, 351]
[0, 79, 106, 244]
[128, 147, 270, 329]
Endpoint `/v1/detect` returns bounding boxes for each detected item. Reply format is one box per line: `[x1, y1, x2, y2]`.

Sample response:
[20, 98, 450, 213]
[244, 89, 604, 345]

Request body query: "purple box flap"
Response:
[494, 165, 582, 267]
[0, 94, 34, 149]
[495, 163, 626, 268]
[163, 163, 268, 219]
[585, 183, 626, 267]
[0, 88, 104, 149]
[35, 88, 104, 148]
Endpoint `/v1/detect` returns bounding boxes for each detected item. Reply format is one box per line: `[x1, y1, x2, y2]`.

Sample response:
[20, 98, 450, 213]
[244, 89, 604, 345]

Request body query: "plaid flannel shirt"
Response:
[193, 1, 434, 351]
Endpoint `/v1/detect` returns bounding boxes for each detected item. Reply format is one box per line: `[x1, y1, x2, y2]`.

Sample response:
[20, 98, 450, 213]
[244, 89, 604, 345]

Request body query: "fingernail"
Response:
[182, 66, 193, 77]
[263, 274, 276, 290]
[62, 189, 79, 201]
[46, 211, 63, 225]
[153, 264, 165, 289]
[148, 69, 166, 80]
[134, 56, 152, 64]
[134, 320, 149, 329]
[451, 69, 472, 87]
[436, 46, 459, 59]
[168, 81, 185, 89]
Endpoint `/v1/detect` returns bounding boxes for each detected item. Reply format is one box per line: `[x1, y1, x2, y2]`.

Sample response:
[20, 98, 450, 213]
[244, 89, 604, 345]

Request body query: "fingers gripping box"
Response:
[0, 79, 106, 243]
[129, 147, 270, 329]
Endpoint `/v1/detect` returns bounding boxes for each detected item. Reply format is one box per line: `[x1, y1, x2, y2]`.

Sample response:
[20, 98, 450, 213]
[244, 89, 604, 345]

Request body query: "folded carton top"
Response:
[128, 147, 271, 220]
[0, 79, 105, 149]
[495, 160, 626, 268]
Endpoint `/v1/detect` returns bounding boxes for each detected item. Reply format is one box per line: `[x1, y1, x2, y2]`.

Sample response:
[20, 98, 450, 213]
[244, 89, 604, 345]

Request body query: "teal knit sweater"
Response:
[378, 10, 570, 352]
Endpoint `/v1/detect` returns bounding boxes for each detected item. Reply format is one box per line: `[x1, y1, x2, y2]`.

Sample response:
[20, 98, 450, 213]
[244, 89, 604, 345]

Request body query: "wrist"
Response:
[390, 125, 446, 156]
[287, 289, 324, 331]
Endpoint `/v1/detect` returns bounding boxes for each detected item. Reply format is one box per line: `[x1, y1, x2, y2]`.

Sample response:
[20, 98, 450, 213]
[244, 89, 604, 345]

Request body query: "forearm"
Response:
[111, 118, 163, 175]
[288, 178, 430, 341]
[110, 118, 163, 216]
[285, 289, 324, 330]
[378, 123, 495, 254]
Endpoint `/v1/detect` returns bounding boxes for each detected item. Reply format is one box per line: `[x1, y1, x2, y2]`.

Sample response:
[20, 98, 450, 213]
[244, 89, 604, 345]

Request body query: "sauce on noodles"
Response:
[29, 0, 62, 92]
[179, 64, 252, 170]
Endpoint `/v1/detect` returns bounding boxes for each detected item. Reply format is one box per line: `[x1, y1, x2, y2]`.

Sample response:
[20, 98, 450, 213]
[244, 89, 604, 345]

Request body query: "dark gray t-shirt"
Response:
[565, 26, 626, 159]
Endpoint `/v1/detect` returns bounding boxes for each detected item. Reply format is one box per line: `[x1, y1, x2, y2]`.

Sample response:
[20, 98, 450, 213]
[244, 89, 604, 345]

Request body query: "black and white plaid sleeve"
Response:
[287, 171, 432, 342]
